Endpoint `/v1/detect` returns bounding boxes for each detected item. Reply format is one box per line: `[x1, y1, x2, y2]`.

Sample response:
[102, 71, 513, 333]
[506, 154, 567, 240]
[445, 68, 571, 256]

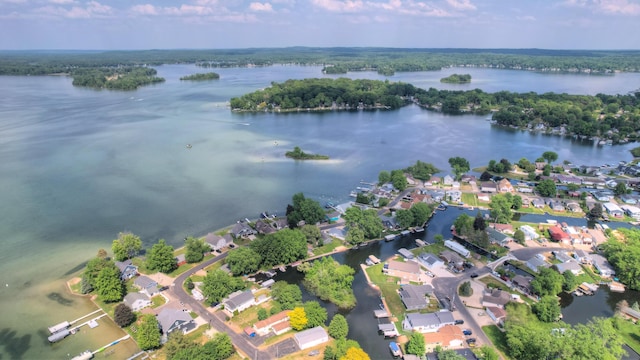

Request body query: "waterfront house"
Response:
[531, 198, 545, 208]
[621, 205, 640, 219]
[253, 310, 291, 336]
[422, 325, 465, 352]
[134, 276, 160, 297]
[402, 310, 455, 333]
[548, 225, 570, 243]
[446, 190, 462, 203]
[547, 200, 565, 212]
[552, 251, 573, 263]
[480, 182, 497, 193]
[525, 256, 550, 273]
[418, 253, 445, 269]
[565, 201, 582, 213]
[157, 308, 195, 335]
[123, 292, 151, 311]
[489, 223, 513, 233]
[497, 178, 515, 193]
[620, 307, 640, 323]
[519, 225, 539, 241]
[115, 260, 138, 280]
[487, 227, 512, 246]
[477, 193, 490, 202]
[205, 233, 234, 252]
[603, 202, 624, 217]
[223, 290, 255, 315]
[482, 288, 511, 309]
[555, 260, 584, 276]
[619, 194, 638, 205]
[384, 260, 422, 283]
[230, 222, 256, 239]
[444, 240, 470, 257]
[485, 306, 507, 325]
[255, 219, 276, 235]
[512, 275, 534, 294]
[399, 284, 434, 311]
[294, 326, 329, 350]
[398, 248, 415, 260]
[573, 250, 592, 264]
[175, 254, 186, 267]
[326, 211, 341, 222]
[439, 250, 465, 269]
[591, 254, 616, 278]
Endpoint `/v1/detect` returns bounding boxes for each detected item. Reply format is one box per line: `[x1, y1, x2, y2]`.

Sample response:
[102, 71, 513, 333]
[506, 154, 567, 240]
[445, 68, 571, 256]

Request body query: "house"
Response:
[591, 254, 616, 278]
[418, 253, 445, 269]
[123, 292, 151, 311]
[552, 251, 573, 263]
[511, 275, 534, 294]
[422, 325, 465, 352]
[603, 202, 624, 218]
[398, 248, 415, 260]
[519, 225, 539, 240]
[619, 194, 638, 205]
[223, 290, 255, 315]
[620, 307, 640, 323]
[385, 260, 422, 283]
[443, 175, 454, 186]
[556, 175, 582, 185]
[326, 211, 341, 222]
[521, 196, 531, 207]
[591, 191, 611, 202]
[548, 225, 570, 243]
[621, 205, 640, 219]
[526, 256, 550, 273]
[402, 310, 455, 333]
[134, 276, 160, 297]
[205, 233, 234, 252]
[255, 220, 276, 235]
[115, 260, 138, 280]
[230, 222, 256, 239]
[399, 284, 434, 311]
[482, 288, 512, 309]
[480, 182, 497, 193]
[517, 186, 534, 194]
[565, 201, 582, 213]
[531, 198, 545, 208]
[446, 190, 462, 203]
[157, 308, 195, 335]
[477, 193, 491, 202]
[497, 179, 515, 193]
[485, 306, 507, 325]
[293, 326, 329, 350]
[439, 250, 464, 268]
[253, 310, 291, 336]
[573, 249, 592, 264]
[555, 261, 584, 276]
[444, 240, 470, 258]
[487, 227, 512, 246]
[547, 200, 565, 212]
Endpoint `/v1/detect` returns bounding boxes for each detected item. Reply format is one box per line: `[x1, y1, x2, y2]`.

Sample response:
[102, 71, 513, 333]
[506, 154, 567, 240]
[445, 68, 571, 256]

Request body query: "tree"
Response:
[566, 183, 580, 192]
[137, 314, 161, 350]
[448, 156, 470, 180]
[378, 170, 391, 185]
[614, 182, 629, 196]
[437, 349, 466, 360]
[405, 160, 440, 181]
[301, 224, 322, 246]
[114, 303, 135, 327]
[146, 239, 177, 273]
[289, 307, 307, 330]
[536, 179, 557, 197]
[203, 332, 235, 360]
[473, 212, 486, 231]
[479, 345, 499, 360]
[301, 256, 356, 309]
[304, 301, 328, 328]
[250, 229, 307, 267]
[345, 226, 365, 245]
[589, 203, 603, 219]
[530, 267, 564, 296]
[185, 236, 208, 263]
[405, 332, 426, 355]
[184, 277, 195, 290]
[480, 171, 492, 181]
[226, 247, 262, 275]
[410, 202, 433, 226]
[390, 169, 408, 191]
[111, 232, 142, 262]
[542, 151, 558, 164]
[328, 314, 349, 339]
[512, 195, 522, 210]
[340, 347, 370, 360]
[489, 194, 513, 223]
[164, 332, 193, 360]
[95, 264, 124, 302]
[82, 256, 112, 294]
[459, 281, 472, 297]
[602, 228, 640, 290]
[271, 281, 302, 310]
[395, 209, 414, 229]
[286, 193, 326, 227]
[434, 234, 444, 244]
[201, 269, 244, 305]
[513, 229, 525, 244]
[532, 296, 561, 322]
[562, 270, 578, 291]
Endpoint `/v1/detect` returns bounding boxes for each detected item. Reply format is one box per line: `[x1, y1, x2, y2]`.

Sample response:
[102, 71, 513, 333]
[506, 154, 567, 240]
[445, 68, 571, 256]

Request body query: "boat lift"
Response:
[48, 312, 109, 343]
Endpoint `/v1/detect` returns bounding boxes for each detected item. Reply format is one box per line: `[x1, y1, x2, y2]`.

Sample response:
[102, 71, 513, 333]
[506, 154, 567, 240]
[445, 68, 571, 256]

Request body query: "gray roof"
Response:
[224, 290, 254, 311]
[293, 326, 328, 347]
[419, 253, 442, 267]
[115, 260, 134, 272]
[134, 276, 157, 288]
[482, 289, 511, 306]
[405, 311, 454, 328]
[399, 284, 433, 310]
[555, 261, 583, 274]
[526, 256, 550, 272]
[123, 292, 150, 306]
[398, 248, 415, 259]
[553, 251, 573, 263]
[157, 308, 192, 334]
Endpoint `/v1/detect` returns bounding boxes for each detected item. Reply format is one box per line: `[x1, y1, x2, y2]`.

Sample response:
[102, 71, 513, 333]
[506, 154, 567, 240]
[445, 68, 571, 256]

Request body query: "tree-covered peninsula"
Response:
[285, 146, 329, 160]
[71, 67, 165, 90]
[440, 73, 471, 83]
[179, 72, 220, 81]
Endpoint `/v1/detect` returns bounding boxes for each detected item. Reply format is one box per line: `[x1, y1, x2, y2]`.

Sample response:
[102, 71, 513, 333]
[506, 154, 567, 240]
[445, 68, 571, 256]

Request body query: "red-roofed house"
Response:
[422, 325, 465, 352]
[253, 310, 291, 336]
[548, 225, 570, 243]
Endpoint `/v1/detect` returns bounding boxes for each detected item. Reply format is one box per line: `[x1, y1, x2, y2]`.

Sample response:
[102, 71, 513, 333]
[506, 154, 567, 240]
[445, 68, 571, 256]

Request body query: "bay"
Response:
[0, 64, 639, 359]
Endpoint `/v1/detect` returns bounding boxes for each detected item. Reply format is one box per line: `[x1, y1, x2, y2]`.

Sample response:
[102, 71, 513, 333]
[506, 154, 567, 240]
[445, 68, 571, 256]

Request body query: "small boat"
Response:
[186, 144, 192, 149]
[278, 265, 286, 272]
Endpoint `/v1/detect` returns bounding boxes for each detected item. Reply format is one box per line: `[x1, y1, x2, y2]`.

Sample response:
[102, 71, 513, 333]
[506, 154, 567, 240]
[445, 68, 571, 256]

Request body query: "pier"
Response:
[70, 335, 132, 360]
[48, 308, 103, 334]
[48, 312, 109, 343]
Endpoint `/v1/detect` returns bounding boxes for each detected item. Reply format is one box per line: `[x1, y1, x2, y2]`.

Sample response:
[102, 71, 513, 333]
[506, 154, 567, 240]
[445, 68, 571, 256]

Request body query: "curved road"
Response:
[171, 253, 273, 360]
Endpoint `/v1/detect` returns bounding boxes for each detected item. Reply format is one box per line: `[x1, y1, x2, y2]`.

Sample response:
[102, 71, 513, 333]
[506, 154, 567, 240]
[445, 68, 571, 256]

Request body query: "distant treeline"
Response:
[179, 72, 220, 81]
[3, 48, 640, 78]
[71, 67, 164, 90]
[230, 77, 640, 141]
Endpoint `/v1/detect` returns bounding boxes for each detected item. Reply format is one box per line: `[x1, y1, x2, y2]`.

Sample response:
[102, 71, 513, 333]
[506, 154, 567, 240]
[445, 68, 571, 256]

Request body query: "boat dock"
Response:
[71, 335, 132, 360]
[47, 308, 103, 334]
[48, 312, 109, 343]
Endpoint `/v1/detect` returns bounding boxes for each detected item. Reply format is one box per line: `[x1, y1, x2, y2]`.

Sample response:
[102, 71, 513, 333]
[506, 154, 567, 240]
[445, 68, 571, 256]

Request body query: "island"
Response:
[631, 146, 640, 157]
[72, 67, 165, 90]
[179, 72, 220, 81]
[440, 73, 471, 83]
[285, 146, 329, 160]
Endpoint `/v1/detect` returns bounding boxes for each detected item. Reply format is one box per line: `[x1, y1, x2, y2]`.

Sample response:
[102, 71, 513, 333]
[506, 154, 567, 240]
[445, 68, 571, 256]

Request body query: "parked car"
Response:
[470, 273, 479, 279]
[463, 329, 472, 336]
[455, 319, 464, 325]
[426, 271, 435, 278]
[466, 338, 476, 344]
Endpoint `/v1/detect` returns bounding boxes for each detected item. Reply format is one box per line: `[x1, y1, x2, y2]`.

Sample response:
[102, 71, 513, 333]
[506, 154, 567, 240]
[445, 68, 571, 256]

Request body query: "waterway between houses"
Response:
[273, 207, 640, 359]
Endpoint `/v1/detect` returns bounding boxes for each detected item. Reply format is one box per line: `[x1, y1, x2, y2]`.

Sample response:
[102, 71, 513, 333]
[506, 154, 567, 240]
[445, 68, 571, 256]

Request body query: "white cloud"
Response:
[49, 0, 75, 4]
[446, 0, 476, 11]
[34, 1, 112, 18]
[597, 0, 640, 15]
[311, 0, 364, 13]
[249, 2, 274, 12]
[131, 4, 158, 15]
[516, 15, 536, 21]
[272, 0, 295, 4]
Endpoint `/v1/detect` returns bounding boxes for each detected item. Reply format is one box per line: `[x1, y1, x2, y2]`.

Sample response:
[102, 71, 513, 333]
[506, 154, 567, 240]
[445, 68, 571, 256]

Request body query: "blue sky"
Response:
[1, 0, 639, 50]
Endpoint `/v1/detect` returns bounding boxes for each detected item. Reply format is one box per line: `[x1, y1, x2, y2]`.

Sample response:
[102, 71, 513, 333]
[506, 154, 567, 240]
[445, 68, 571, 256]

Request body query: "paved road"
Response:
[171, 253, 273, 360]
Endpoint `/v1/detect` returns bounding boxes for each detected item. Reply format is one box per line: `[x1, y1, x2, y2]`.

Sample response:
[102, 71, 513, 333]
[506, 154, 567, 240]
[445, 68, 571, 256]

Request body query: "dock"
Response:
[48, 309, 103, 334]
[368, 255, 380, 264]
[384, 234, 396, 241]
[48, 313, 109, 343]
[70, 335, 132, 360]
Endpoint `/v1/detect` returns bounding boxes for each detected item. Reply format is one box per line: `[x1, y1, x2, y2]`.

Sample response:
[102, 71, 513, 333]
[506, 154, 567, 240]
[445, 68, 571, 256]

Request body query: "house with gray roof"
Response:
[418, 253, 444, 269]
[487, 227, 512, 246]
[157, 308, 195, 335]
[230, 222, 256, 239]
[591, 254, 616, 278]
[123, 292, 151, 311]
[205, 233, 234, 251]
[115, 260, 138, 280]
[294, 326, 329, 350]
[482, 288, 512, 309]
[552, 251, 573, 263]
[402, 310, 455, 333]
[398, 248, 415, 260]
[223, 290, 255, 315]
[399, 284, 434, 311]
[573, 249, 592, 264]
[555, 261, 584, 276]
[526, 256, 551, 273]
[134, 276, 160, 297]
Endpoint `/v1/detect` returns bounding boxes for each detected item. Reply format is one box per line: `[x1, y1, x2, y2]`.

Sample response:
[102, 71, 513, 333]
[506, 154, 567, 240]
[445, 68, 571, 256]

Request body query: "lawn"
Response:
[168, 253, 217, 277]
[479, 277, 510, 292]
[365, 264, 403, 320]
[462, 193, 479, 207]
[312, 238, 342, 256]
[229, 303, 269, 329]
[411, 243, 447, 256]
[150, 295, 167, 308]
[482, 325, 510, 359]
[612, 316, 640, 354]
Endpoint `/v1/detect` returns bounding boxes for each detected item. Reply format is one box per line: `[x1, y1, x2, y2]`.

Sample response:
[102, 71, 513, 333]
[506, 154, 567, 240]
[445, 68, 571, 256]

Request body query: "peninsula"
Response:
[440, 73, 472, 83]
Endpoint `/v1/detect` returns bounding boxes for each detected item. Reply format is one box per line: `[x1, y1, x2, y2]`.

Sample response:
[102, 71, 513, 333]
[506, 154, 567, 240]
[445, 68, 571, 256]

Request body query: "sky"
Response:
[0, 0, 639, 50]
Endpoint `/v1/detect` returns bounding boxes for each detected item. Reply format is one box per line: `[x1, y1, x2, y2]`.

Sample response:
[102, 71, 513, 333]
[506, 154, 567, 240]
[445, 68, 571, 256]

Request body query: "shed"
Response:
[293, 326, 329, 350]
[398, 248, 415, 260]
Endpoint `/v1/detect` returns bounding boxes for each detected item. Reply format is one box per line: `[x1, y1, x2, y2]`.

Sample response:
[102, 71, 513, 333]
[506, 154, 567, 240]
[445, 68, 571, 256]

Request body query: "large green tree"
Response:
[146, 239, 177, 273]
[137, 314, 162, 350]
[302, 256, 356, 309]
[184, 236, 209, 264]
[410, 202, 434, 226]
[603, 228, 640, 290]
[82, 255, 112, 294]
[114, 303, 135, 327]
[405, 332, 426, 355]
[286, 193, 326, 227]
[95, 263, 125, 302]
[530, 267, 564, 297]
[390, 169, 408, 191]
[345, 226, 365, 245]
[378, 170, 391, 185]
[342, 207, 383, 240]
[111, 232, 142, 262]
[201, 269, 245, 305]
[532, 296, 561, 322]
[249, 228, 307, 267]
[226, 247, 262, 275]
[304, 301, 328, 328]
[489, 193, 514, 223]
[542, 151, 558, 164]
[448, 156, 470, 180]
[405, 160, 440, 181]
[395, 209, 414, 229]
[270, 281, 302, 310]
[301, 224, 323, 246]
[328, 314, 349, 339]
[536, 179, 557, 197]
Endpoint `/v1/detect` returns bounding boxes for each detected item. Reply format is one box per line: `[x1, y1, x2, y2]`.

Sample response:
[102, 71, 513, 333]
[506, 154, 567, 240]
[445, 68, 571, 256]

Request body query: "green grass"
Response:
[461, 193, 479, 207]
[167, 253, 217, 277]
[312, 238, 342, 256]
[516, 206, 546, 215]
[365, 264, 403, 319]
[229, 303, 265, 329]
[612, 316, 640, 354]
[479, 277, 510, 291]
[482, 325, 510, 359]
[150, 295, 166, 308]
[69, 280, 82, 294]
[412, 242, 447, 256]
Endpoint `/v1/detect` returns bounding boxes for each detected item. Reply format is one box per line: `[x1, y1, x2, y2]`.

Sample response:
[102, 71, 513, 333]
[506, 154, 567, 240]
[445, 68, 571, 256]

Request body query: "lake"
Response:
[0, 64, 639, 359]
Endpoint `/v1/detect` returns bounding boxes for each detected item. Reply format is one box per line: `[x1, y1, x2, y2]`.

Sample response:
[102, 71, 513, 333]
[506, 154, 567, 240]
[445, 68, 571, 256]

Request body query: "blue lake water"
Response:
[1, 64, 639, 359]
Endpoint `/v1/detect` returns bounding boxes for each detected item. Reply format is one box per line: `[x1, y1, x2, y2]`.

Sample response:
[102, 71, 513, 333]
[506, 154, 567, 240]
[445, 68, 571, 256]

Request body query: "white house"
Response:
[123, 292, 151, 311]
[603, 202, 624, 218]
[294, 326, 329, 350]
[621, 205, 640, 219]
[402, 311, 455, 333]
[223, 290, 255, 315]
[591, 254, 616, 278]
[520, 225, 540, 240]
[444, 240, 470, 258]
